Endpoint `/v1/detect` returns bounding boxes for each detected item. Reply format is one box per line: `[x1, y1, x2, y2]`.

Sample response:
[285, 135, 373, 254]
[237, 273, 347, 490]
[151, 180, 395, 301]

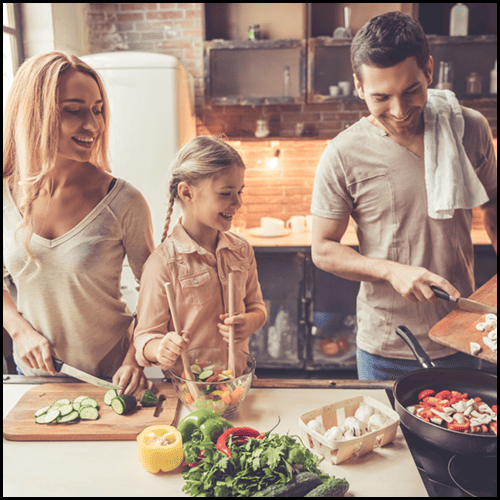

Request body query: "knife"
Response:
[430, 286, 497, 315]
[52, 357, 122, 391]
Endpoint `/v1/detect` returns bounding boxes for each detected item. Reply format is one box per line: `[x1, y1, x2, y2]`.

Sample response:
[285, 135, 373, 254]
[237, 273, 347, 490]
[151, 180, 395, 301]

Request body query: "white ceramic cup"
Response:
[338, 81, 352, 96]
[286, 215, 306, 233]
[306, 214, 313, 232]
[260, 217, 285, 236]
[329, 85, 340, 97]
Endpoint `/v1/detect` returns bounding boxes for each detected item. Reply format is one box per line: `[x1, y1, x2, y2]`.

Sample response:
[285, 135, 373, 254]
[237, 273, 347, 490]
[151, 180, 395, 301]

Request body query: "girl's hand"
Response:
[13, 328, 56, 375]
[218, 313, 252, 343]
[112, 357, 148, 396]
[157, 331, 190, 370]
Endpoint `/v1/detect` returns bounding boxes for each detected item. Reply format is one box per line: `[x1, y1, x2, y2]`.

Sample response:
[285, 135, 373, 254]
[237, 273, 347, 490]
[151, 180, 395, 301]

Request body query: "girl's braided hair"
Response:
[161, 135, 245, 243]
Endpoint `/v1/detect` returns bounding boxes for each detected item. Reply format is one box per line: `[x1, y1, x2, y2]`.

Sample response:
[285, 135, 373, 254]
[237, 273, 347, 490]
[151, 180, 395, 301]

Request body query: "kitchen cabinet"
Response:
[247, 236, 497, 374]
[249, 246, 359, 372]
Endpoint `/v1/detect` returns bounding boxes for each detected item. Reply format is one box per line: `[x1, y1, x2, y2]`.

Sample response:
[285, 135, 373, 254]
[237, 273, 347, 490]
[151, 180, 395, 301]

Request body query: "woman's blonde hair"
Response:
[3, 51, 110, 277]
[161, 135, 245, 243]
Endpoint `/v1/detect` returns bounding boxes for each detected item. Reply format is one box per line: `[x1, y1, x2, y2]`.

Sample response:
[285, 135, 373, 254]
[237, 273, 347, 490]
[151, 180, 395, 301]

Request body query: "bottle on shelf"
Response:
[449, 3, 469, 36]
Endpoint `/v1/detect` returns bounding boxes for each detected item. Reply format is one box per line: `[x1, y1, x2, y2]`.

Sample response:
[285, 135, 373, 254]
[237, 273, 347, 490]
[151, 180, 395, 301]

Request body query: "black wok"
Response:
[393, 326, 497, 456]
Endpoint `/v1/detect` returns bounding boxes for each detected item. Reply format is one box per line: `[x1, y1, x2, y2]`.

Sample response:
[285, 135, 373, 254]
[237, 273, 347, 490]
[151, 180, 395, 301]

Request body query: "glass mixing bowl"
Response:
[168, 347, 256, 418]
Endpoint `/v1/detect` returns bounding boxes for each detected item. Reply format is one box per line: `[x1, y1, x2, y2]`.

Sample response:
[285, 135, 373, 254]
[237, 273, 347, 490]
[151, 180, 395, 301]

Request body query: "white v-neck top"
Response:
[3, 178, 155, 377]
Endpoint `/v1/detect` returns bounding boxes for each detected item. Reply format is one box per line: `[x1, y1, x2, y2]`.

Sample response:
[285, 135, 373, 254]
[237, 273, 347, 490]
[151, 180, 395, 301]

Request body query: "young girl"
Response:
[3, 52, 154, 393]
[134, 136, 267, 370]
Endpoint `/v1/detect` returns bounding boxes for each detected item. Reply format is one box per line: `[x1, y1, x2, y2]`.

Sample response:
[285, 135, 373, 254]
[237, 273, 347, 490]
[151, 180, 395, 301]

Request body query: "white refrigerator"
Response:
[82, 52, 195, 376]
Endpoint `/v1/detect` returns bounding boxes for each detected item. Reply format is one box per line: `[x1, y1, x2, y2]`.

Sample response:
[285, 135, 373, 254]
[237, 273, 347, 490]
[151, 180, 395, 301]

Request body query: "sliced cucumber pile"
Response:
[34, 396, 99, 425]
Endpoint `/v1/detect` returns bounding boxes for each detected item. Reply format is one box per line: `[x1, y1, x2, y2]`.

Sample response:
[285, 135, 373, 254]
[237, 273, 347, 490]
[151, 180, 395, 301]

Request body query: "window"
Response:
[3, 3, 23, 109]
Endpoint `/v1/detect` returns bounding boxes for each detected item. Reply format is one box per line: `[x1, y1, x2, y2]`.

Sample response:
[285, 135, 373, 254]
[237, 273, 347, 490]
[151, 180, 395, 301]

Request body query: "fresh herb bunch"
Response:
[183, 427, 206, 465]
[182, 432, 330, 497]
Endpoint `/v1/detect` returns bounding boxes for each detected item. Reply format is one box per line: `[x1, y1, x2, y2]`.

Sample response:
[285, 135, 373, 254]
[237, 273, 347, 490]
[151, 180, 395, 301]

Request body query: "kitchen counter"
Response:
[3, 379, 427, 497]
[243, 226, 492, 250]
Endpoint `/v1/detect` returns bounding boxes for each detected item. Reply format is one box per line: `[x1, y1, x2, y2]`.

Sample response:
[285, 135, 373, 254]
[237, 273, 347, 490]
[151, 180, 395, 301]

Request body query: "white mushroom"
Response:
[452, 400, 467, 413]
[453, 413, 467, 424]
[307, 419, 326, 436]
[483, 336, 497, 353]
[343, 417, 363, 437]
[478, 404, 492, 414]
[488, 328, 497, 340]
[485, 314, 497, 325]
[464, 406, 474, 416]
[367, 413, 388, 432]
[406, 406, 416, 415]
[470, 342, 482, 355]
[323, 426, 344, 448]
[354, 404, 375, 430]
[476, 322, 487, 332]
[431, 408, 453, 423]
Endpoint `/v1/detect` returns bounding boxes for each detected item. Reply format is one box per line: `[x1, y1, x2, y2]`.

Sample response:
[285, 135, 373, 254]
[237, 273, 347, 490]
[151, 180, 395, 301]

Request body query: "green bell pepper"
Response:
[177, 408, 233, 445]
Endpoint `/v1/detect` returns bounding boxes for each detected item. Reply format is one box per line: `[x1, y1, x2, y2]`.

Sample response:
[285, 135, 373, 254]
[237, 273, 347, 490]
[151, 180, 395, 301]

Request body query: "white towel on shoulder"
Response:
[424, 89, 489, 219]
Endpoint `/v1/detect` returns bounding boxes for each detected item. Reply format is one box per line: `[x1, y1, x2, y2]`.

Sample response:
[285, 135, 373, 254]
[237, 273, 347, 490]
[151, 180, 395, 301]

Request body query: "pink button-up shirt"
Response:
[134, 220, 267, 367]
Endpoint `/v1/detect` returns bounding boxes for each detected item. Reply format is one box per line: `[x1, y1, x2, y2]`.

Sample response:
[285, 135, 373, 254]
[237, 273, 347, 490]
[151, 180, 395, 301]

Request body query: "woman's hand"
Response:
[112, 356, 148, 396]
[156, 331, 190, 370]
[386, 262, 460, 303]
[13, 328, 56, 375]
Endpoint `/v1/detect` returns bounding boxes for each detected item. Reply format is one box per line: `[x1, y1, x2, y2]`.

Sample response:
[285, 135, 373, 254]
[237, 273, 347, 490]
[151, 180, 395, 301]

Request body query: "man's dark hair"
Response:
[351, 11, 430, 82]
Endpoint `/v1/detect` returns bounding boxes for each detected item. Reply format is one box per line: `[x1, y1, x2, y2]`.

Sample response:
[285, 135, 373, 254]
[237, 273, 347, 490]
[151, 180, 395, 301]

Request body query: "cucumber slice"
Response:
[57, 410, 80, 423]
[104, 389, 118, 406]
[73, 402, 81, 412]
[53, 398, 71, 406]
[35, 415, 48, 424]
[198, 369, 214, 381]
[110, 395, 137, 415]
[190, 364, 203, 375]
[73, 395, 90, 404]
[43, 409, 61, 424]
[34, 405, 51, 418]
[79, 406, 99, 420]
[57, 404, 74, 417]
[79, 398, 98, 408]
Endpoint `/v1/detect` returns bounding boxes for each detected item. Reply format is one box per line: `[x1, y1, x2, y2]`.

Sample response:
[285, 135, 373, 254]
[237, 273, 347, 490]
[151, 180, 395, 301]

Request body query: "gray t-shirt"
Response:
[3, 178, 155, 377]
[311, 107, 497, 359]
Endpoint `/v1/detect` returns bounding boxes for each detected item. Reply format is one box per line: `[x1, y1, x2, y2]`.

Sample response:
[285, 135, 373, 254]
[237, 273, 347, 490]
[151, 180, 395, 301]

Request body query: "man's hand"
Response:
[386, 262, 460, 303]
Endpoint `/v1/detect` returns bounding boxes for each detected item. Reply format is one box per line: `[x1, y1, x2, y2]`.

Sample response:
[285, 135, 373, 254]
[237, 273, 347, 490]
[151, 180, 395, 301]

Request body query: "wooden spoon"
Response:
[164, 282, 200, 401]
[228, 272, 236, 376]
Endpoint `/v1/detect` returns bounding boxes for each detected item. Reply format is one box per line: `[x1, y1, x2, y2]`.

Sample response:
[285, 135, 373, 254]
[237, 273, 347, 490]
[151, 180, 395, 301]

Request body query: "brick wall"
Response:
[86, 3, 205, 107]
[227, 139, 328, 229]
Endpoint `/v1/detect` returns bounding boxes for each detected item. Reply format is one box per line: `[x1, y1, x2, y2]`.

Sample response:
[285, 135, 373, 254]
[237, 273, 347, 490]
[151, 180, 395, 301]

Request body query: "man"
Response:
[311, 12, 497, 380]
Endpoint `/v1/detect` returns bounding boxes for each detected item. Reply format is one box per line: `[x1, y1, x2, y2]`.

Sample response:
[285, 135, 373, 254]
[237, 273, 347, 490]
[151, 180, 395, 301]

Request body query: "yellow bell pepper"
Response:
[137, 425, 183, 473]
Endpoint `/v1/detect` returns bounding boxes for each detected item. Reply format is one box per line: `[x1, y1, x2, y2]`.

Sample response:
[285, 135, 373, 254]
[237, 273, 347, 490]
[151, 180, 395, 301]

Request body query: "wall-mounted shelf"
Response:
[308, 34, 497, 103]
[204, 39, 306, 106]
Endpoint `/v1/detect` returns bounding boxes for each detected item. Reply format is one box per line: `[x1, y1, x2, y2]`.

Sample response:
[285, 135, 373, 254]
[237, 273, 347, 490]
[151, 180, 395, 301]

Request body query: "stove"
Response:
[387, 392, 497, 497]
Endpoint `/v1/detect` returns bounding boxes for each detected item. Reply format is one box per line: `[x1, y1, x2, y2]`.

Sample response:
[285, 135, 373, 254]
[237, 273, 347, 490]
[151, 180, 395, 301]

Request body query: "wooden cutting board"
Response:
[3, 381, 181, 441]
[429, 275, 497, 364]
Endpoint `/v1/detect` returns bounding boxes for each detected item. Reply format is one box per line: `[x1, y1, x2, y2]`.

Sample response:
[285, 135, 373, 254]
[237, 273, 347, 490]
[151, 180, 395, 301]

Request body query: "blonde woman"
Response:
[3, 52, 155, 394]
[134, 136, 267, 371]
